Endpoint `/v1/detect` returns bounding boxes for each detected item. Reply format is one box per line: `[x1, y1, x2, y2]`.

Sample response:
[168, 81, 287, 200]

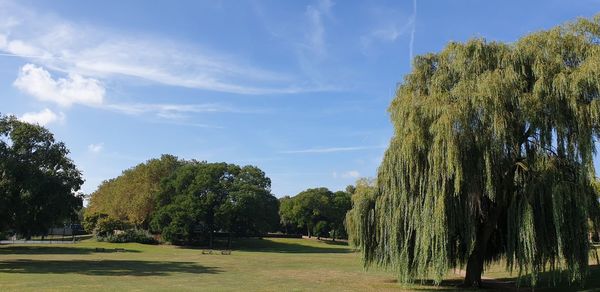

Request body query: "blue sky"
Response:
[0, 0, 597, 197]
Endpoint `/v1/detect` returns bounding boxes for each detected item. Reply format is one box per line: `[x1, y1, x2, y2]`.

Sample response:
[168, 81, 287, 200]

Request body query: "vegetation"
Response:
[279, 187, 351, 240]
[96, 229, 158, 244]
[151, 162, 280, 246]
[0, 115, 83, 239]
[345, 178, 377, 248]
[86, 154, 182, 228]
[351, 15, 600, 287]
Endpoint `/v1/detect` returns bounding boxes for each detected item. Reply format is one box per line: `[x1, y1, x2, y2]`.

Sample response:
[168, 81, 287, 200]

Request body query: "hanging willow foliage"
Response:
[354, 15, 600, 287]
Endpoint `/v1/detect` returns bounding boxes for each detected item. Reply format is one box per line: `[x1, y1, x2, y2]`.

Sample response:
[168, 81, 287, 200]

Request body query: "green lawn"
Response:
[0, 238, 598, 291]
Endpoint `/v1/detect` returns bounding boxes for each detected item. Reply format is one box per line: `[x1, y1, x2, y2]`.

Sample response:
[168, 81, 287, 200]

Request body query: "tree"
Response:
[329, 190, 352, 240]
[151, 162, 279, 246]
[353, 15, 600, 287]
[86, 154, 182, 227]
[345, 178, 376, 248]
[291, 188, 333, 238]
[279, 196, 296, 234]
[0, 115, 84, 238]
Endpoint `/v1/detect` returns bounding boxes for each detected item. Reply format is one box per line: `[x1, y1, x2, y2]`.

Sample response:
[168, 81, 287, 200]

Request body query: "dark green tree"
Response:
[329, 190, 352, 240]
[0, 115, 83, 238]
[151, 162, 279, 246]
[353, 16, 600, 287]
[291, 188, 333, 238]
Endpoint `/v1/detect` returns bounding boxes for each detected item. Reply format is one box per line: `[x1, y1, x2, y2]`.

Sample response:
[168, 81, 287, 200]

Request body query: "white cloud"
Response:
[88, 143, 104, 153]
[0, 2, 327, 95]
[14, 64, 104, 107]
[280, 145, 385, 154]
[19, 108, 64, 126]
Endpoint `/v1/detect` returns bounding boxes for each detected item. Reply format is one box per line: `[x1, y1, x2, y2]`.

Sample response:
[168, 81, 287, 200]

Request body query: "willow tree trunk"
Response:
[463, 205, 499, 287]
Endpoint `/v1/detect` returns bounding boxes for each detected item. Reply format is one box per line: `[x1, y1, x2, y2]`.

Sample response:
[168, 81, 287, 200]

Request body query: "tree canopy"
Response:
[0, 115, 83, 238]
[86, 154, 182, 227]
[151, 162, 279, 245]
[352, 15, 600, 287]
[279, 187, 351, 239]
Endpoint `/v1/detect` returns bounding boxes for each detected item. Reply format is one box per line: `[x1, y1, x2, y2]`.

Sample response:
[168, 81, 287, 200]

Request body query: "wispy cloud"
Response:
[360, 2, 418, 59]
[304, 0, 333, 57]
[11, 63, 245, 127]
[104, 102, 254, 116]
[332, 170, 361, 179]
[0, 1, 330, 95]
[88, 143, 104, 153]
[19, 108, 64, 126]
[280, 145, 385, 154]
[409, 0, 417, 64]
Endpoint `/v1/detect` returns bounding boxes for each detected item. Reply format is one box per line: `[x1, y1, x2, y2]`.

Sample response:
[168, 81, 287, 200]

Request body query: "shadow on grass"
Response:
[493, 264, 600, 292]
[232, 238, 351, 254]
[180, 238, 351, 254]
[0, 246, 140, 255]
[0, 259, 221, 277]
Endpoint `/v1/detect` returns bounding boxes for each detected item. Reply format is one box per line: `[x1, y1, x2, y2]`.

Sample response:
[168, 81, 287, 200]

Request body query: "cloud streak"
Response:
[409, 0, 417, 64]
[304, 0, 333, 56]
[0, 1, 331, 95]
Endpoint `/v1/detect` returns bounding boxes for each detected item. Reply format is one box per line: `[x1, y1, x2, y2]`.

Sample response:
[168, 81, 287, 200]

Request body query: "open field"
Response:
[0, 238, 598, 291]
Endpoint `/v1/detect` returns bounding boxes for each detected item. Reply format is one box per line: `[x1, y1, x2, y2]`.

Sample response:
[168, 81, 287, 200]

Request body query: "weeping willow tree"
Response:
[354, 15, 600, 288]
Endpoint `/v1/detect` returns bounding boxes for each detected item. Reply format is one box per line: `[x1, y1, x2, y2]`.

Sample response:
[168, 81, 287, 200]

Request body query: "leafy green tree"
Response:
[329, 191, 352, 240]
[278, 196, 297, 234]
[290, 188, 333, 238]
[0, 115, 83, 238]
[87, 154, 182, 227]
[151, 162, 279, 246]
[345, 178, 376, 248]
[352, 16, 600, 287]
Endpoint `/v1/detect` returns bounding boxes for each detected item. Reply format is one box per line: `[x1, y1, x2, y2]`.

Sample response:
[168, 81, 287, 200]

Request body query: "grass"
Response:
[0, 238, 598, 291]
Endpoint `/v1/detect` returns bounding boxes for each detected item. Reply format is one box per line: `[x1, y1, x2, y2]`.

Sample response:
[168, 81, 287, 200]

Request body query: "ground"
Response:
[0, 238, 598, 291]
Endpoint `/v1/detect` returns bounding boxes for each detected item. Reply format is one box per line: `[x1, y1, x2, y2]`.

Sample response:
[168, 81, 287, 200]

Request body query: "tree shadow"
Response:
[233, 238, 351, 254]
[493, 264, 600, 291]
[0, 246, 140, 255]
[180, 238, 351, 254]
[0, 259, 222, 277]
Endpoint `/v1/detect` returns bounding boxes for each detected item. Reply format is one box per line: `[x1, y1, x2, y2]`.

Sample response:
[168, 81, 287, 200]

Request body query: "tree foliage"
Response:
[353, 15, 600, 287]
[279, 187, 352, 239]
[86, 154, 182, 227]
[0, 115, 83, 238]
[345, 178, 377, 248]
[151, 162, 279, 245]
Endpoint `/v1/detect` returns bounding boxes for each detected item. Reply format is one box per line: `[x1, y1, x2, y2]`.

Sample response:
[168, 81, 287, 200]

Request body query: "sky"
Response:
[0, 0, 598, 198]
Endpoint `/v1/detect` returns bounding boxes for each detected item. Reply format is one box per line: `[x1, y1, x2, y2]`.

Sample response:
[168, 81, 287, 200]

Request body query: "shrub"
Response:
[82, 212, 108, 234]
[95, 217, 131, 237]
[97, 229, 158, 244]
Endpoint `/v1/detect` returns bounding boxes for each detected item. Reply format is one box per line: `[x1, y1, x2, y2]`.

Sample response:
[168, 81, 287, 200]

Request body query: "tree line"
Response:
[85, 154, 355, 246]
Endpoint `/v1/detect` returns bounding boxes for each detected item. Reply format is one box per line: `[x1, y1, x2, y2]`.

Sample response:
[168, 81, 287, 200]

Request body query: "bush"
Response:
[95, 217, 131, 237]
[97, 229, 158, 244]
[82, 212, 108, 234]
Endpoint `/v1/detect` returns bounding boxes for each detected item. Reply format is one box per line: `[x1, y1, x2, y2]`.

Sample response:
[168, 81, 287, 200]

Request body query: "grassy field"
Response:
[0, 238, 598, 291]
